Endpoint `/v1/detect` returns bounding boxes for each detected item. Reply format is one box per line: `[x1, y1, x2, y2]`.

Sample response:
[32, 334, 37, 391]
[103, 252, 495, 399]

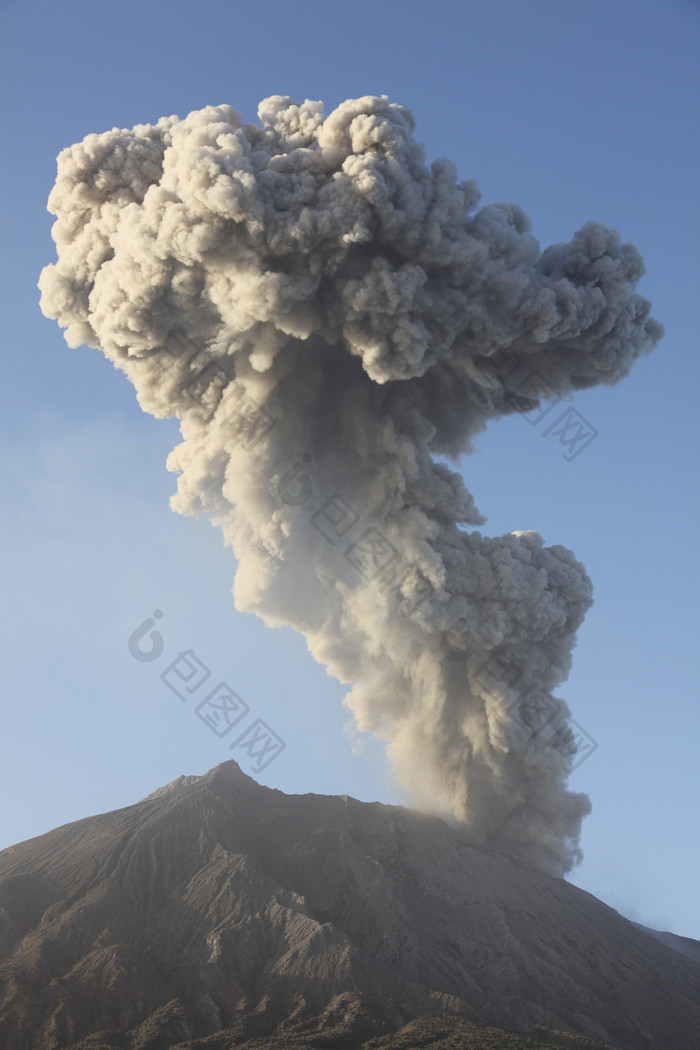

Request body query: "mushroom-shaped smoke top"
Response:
[39, 95, 662, 874]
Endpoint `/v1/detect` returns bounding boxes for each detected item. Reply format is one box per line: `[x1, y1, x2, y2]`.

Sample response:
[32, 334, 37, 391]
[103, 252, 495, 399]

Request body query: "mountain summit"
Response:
[0, 761, 698, 1049]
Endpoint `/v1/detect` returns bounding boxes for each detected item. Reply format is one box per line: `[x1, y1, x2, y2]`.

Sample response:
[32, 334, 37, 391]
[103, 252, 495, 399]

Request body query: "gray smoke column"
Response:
[39, 96, 662, 874]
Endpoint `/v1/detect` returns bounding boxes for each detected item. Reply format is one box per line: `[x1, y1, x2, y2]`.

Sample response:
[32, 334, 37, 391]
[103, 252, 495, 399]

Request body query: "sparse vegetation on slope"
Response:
[69, 1015, 622, 1050]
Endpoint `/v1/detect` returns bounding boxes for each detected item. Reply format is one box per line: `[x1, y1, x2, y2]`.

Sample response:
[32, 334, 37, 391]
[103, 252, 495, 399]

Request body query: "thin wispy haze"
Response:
[1, 0, 698, 932]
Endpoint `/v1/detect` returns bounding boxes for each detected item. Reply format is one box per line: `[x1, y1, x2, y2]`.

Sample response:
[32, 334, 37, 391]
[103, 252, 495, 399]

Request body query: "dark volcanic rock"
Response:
[0, 761, 698, 1050]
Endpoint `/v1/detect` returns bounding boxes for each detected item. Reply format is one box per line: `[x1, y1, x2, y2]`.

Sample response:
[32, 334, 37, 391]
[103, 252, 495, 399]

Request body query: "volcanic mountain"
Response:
[0, 761, 698, 1050]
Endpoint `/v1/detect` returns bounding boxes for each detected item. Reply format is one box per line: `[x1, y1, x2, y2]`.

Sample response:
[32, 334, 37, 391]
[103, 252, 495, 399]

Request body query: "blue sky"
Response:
[1, 0, 698, 938]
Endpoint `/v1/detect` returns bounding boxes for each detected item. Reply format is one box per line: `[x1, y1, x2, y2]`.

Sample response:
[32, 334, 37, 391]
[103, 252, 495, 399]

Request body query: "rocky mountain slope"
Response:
[0, 761, 698, 1049]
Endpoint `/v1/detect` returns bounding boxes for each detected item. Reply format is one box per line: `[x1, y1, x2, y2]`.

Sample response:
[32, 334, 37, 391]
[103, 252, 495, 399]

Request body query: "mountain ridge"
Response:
[0, 760, 698, 1050]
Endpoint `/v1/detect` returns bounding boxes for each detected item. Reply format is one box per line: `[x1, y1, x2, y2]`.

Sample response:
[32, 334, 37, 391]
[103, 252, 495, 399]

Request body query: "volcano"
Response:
[0, 761, 698, 1049]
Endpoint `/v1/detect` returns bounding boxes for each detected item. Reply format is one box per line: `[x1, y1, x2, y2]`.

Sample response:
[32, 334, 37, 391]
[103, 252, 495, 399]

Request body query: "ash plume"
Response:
[39, 95, 662, 874]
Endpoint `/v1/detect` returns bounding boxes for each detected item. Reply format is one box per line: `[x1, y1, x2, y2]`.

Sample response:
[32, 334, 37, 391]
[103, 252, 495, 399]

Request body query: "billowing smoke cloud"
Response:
[39, 96, 661, 874]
